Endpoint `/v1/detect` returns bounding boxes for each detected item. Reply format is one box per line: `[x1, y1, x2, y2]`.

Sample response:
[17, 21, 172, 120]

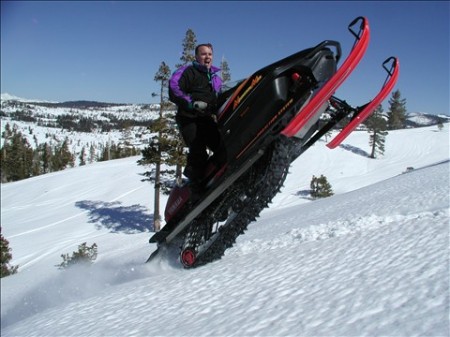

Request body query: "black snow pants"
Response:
[176, 114, 227, 181]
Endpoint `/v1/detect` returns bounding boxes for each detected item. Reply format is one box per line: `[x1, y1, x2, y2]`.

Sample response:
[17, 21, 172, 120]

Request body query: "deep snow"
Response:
[1, 124, 449, 337]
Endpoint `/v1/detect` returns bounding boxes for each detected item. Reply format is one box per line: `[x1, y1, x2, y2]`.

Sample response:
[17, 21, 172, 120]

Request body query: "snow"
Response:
[1, 124, 449, 337]
[0, 95, 162, 159]
[0, 93, 59, 104]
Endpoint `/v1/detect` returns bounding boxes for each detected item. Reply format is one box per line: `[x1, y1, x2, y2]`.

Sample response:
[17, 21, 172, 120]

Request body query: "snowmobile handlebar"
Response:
[383, 57, 398, 78]
[348, 16, 368, 40]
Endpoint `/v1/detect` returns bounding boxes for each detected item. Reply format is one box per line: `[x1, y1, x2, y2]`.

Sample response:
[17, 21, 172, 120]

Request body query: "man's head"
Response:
[195, 43, 214, 69]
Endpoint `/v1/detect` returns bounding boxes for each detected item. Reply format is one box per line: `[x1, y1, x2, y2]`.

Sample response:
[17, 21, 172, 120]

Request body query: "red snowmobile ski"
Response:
[147, 16, 399, 268]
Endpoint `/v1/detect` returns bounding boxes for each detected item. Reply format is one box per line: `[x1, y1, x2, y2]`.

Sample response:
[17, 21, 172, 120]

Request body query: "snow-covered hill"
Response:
[1, 124, 449, 336]
[1, 93, 60, 104]
[1, 92, 449, 167]
[1, 93, 165, 161]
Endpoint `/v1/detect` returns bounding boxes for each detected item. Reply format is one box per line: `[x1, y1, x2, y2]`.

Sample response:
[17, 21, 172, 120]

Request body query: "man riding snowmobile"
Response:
[169, 43, 227, 193]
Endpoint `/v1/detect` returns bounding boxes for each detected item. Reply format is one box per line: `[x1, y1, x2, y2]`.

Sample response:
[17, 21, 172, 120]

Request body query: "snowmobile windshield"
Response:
[221, 79, 246, 93]
[217, 78, 247, 111]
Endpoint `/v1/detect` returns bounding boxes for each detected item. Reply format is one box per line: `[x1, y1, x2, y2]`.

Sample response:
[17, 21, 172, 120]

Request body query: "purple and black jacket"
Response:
[169, 61, 222, 118]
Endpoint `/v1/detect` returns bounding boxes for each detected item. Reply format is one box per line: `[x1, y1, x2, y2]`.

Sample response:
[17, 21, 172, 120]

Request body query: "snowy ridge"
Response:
[1, 92, 447, 165]
[1, 125, 449, 336]
[0, 93, 165, 158]
[1, 93, 60, 104]
[234, 159, 449, 255]
[235, 210, 447, 256]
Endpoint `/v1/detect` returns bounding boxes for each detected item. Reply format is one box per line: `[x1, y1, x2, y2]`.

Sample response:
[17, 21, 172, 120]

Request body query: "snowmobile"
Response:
[147, 16, 399, 268]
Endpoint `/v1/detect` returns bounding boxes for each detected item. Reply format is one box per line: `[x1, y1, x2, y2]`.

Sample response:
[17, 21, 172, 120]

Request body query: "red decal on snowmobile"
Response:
[233, 75, 263, 110]
[281, 16, 370, 138]
[220, 78, 250, 115]
[326, 57, 399, 149]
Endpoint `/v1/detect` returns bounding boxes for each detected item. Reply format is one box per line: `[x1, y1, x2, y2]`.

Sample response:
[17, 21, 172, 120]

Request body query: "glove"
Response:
[193, 101, 208, 112]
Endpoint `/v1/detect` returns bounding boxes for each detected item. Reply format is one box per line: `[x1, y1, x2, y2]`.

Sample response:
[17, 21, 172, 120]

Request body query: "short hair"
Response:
[195, 43, 213, 55]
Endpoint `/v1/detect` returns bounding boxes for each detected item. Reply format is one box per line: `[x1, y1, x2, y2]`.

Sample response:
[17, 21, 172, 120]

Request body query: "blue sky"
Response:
[1, 1, 449, 115]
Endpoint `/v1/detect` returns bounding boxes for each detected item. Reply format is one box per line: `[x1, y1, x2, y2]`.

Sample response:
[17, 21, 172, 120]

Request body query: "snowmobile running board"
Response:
[326, 56, 399, 148]
[281, 16, 370, 138]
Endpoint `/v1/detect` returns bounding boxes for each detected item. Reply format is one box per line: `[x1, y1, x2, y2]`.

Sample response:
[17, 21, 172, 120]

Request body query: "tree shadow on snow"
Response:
[294, 189, 314, 201]
[338, 143, 370, 157]
[75, 200, 154, 233]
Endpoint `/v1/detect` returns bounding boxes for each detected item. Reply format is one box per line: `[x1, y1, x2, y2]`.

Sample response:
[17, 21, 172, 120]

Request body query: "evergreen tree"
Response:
[172, 29, 198, 178]
[31, 146, 42, 177]
[176, 28, 197, 68]
[1, 124, 11, 182]
[88, 144, 96, 164]
[57, 242, 98, 269]
[220, 57, 231, 83]
[310, 175, 334, 199]
[387, 89, 407, 130]
[79, 146, 87, 166]
[139, 61, 173, 231]
[119, 125, 136, 158]
[63, 138, 75, 168]
[40, 142, 53, 174]
[1, 228, 18, 277]
[163, 125, 187, 184]
[98, 141, 111, 162]
[52, 137, 75, 170]
[0, 124, 34, 182]
[365, 105, 388, 158]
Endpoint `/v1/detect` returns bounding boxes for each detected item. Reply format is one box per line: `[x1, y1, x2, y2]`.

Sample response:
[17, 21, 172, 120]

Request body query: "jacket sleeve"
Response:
[169, 66, 193, 111]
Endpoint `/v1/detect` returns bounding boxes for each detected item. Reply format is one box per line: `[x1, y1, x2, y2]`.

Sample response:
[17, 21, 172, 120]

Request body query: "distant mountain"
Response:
[35, 100, 128, 109]
[1, 93, 130, 109]
[1, 93, 59, 104]
[405, 112, 450, 128]
[1, 93, 161, 111]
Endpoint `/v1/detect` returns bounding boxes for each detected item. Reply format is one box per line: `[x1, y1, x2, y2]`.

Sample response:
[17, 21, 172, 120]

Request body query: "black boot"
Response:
[184, 165, 205, 199]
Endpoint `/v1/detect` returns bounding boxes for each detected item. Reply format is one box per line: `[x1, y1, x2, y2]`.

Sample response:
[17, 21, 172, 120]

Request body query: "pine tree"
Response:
[119, 125, 135, 158]
[88, 143, 96, 164]
[139, 61, 174, 231]
[36, 142, 52, 174]
[173, 29, 198, 178]
[1, 228, 18, 277]
[79, 146, 87, 166]
[98, 142, 109, 162]
[52, 137, 75, 170]
[57, 242, 98, 269]
[310, 175, 334, 199]
[220, 57, 231, 83]
[176, 28, 197, 68]
[365, 105, 388, 158]
[0, 124, 34, 182]
[387, 89, 407, 130]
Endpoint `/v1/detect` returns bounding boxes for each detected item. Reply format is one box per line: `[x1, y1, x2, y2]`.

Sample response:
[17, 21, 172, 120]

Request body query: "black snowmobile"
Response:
[147, 16, 399, 268]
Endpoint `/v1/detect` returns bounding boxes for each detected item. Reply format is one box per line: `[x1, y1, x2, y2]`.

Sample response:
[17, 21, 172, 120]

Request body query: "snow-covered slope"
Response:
[1, 92, 448, 164]
[1, 125, 449, 336]
[1, 93, 59, 104]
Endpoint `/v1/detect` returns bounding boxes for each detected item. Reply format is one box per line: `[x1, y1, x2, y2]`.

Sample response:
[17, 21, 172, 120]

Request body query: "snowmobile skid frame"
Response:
[146, 16, 399, 268]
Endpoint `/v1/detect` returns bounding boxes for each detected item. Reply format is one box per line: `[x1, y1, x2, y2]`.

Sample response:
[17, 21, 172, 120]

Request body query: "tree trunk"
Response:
[154, 160, 161, 232]
[370, 129, 377, 159]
